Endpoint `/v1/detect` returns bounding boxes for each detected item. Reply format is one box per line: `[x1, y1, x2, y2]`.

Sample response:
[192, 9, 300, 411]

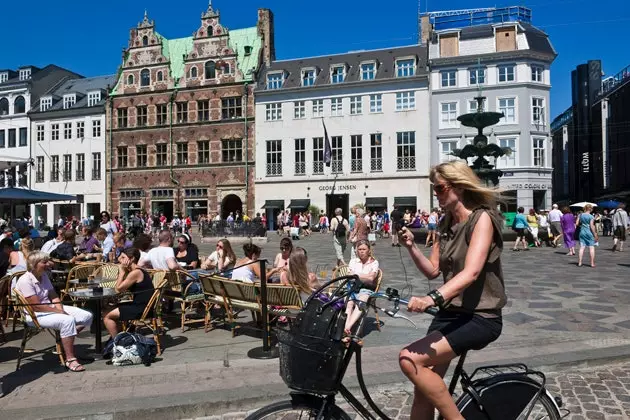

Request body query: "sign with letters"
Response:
[502, 183, 551, 190]
[318, 184, 357, 192]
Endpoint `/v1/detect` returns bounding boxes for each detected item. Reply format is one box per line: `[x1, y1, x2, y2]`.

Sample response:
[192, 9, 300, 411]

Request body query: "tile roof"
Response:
[31, 74, 116, 113]
[256, 45, 428, 91]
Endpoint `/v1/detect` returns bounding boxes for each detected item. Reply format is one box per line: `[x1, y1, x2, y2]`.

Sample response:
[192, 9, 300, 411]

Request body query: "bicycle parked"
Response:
[246, 275, 565, 420]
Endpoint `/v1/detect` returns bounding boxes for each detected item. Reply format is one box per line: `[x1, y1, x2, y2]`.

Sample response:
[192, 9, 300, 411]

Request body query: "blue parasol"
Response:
[596, 200, 621, 209]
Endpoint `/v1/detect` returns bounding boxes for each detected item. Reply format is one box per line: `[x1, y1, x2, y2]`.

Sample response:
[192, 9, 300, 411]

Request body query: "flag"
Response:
[323, 119, 332, 167]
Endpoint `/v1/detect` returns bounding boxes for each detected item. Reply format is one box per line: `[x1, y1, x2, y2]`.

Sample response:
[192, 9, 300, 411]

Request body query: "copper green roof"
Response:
[228, 27, 262, 81]
[158, 33, 194, 84]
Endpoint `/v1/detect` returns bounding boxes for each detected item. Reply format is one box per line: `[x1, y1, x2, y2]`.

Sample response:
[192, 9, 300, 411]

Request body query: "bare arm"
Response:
[400, 228, 441, 279]
[280, 270, 290, 286]
[115, 269, 143, 293]
[166, 256, 179, 271]
[25, 294, 66, 314]
[590, 218, 598, 239]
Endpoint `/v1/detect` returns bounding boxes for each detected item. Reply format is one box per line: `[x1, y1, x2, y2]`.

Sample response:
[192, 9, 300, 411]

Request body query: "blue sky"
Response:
[3, 0, 629, 116]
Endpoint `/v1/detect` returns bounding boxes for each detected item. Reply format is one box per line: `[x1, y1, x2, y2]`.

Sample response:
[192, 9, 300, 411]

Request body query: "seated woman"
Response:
[173, 233, 199, 269]
[15, 252, 93, 372]
[231, 244, 263, 283]
[268, 237, 293, 281]
[200, 238, 236, 275]
[343, 239, 380, 338]
[280, 247, 319, 303]
[113, 232, 133, 262]
[103, 248, 155, 340]
[9, 237, 33, 274]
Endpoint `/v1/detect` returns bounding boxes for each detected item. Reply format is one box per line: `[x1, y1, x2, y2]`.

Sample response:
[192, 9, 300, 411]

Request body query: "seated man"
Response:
[74, 227, 103, 262]
[94, 228, 115, 262]
[41, 228, 65, 254]
[50, 230, 78, 262]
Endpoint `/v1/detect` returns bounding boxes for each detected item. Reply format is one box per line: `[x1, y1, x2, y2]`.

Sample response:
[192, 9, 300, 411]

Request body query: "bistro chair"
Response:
[93, 264, 121, 288]
[174, 270, 207, 332]
[123, 275, 168, 355]
[60, 263, 102, 302]
[4, 270, 26, 332]
[367, 269, 384, 331]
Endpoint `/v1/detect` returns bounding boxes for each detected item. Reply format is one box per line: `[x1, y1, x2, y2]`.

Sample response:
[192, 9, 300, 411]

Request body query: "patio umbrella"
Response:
[570, 202, 598, 208]
[597, 200, 621, 209]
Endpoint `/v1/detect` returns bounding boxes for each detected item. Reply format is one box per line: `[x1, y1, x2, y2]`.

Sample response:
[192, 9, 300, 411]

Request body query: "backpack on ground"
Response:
[103, 331, 157, 366]
[334, 216, 347, 238]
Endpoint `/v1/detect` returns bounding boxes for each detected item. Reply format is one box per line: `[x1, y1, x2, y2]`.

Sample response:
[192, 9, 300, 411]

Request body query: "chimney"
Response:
[420, 14, 432, 45]
[257, 8, 276, 66]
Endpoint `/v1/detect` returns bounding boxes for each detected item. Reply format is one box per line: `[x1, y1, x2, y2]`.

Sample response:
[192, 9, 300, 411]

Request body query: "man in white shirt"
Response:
[41, 228, 66, 254]
[95, 228, 115, 261]
[146, 230, 179, 271]
[0, 227, 13, 242]
[548, 204, 563, 247]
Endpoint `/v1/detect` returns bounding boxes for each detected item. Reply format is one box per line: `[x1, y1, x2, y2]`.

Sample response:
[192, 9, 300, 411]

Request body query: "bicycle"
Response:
[246, 276, 565, 420]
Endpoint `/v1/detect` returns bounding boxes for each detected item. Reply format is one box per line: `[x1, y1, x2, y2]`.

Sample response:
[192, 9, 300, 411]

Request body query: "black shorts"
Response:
[427, 311, 502, 356]
[514, 228, 526, 238]
[118, 302, 151, 322]
[614, 226, 627, 241]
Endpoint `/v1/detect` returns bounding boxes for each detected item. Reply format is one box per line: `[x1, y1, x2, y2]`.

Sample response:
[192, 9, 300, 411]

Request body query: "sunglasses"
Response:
[178, 240, 187, 244]
[433, 183, 450, 194]
[216, 244, 223, 248]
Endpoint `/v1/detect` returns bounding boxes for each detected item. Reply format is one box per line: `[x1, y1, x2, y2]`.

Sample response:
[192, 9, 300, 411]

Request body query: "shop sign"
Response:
[318, 184, 357, 191]
[503, 183, 551, 190]
[581, 152, 590, 173]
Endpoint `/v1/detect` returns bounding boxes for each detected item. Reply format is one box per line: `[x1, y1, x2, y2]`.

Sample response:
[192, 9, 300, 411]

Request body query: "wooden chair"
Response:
[14, 290, 65, 370]
[213, 278, 259, 337]
[173, 270, 206, 332]
[93, 264, 121, 288]
[367, 269, 384, 331]
[329, 265, 350, 294]
[4, 271, 26, 332]
[123, 275, 168, 355]
[60, 263, 102, 302]
[264, 284, 303, 321]
[198, 274, 232, 332]
[0, 275, 8, 342]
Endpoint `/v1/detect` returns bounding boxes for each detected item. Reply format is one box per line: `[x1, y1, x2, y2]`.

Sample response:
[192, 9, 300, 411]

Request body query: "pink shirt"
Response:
[16, 272, 54, 305]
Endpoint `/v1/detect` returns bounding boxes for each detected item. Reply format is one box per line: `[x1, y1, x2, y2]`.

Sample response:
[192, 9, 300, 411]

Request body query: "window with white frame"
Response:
[302, 69, 315, 87]
[531, 65, 544, 83]
[313, 137, 324, 174]
[76, 121, 84, 139]
[396, 91, 415, 111]
[63, 154, 72, 181]
[92, 152, 101, 180]
[396, 58, 416, 77]
[265, 103, 282, 121]
[63, 94, 76, 109]
[468, 99, 478, 113]
[0, 73, 8, 83]
[294, 101, 306, 119]
[361, 62, 376, 80]
[350, 96, 362, 115]
[36, 156, 44, 183]
[441, 70, 456, 87]
[370, 134, 382, 172]
[92, 120, 102, 137]
[498, 64, 515, 82]
[351, 135, 362, 173]
[87, 91, 101, 107]
[266, 140, 282, 176]
[331, 65, 345, 84]
[532, 97, 545, 125]
[331, 98, 343, 116]
[63, 123, 72, 140]
[331, 136, 343, 173]
[369, 94, 382, 113]
[76, 153, 85, 181]
[40, 97, 52, 112]
[51, 124, 59, 141]
[266, 73, 284, 90]
[397, 131, 416, 170]
[19, 69, 31, 81]
[51, 155, 59, 182]
[533, 138, 545, 167]
[440, 140, 458, 162]
[469, 67, 486, 85]
[440, 102, 458, 128]
[36, 125, 44, 142]
[496, 137, 517, 168]
[312, 99, 323, 118]
[294, 138, 306, 175]
[498, 98, 516, 123]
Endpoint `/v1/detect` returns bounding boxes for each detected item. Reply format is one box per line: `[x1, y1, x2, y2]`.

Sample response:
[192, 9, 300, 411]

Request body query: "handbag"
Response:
[574, 224, 581, 240]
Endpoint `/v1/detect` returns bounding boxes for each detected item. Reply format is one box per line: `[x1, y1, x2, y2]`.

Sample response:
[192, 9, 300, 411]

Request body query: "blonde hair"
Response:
[429, 160, 500, 210]
[286, 248, 311, 295]
[584, 204, 593, 212]
[26, 251, 50, 272]
[20, 237, 34, 259]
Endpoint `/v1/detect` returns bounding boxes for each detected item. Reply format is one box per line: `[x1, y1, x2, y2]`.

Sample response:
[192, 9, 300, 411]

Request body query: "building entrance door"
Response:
[185, 200, 208, 222]
[152, 201, 174, 220]
[326, 194, 349, 219]
[221, 194, 243, 220]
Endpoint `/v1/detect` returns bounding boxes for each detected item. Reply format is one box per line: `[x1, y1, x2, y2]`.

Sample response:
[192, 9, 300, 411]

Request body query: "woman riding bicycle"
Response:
[398, 160, 507, 420]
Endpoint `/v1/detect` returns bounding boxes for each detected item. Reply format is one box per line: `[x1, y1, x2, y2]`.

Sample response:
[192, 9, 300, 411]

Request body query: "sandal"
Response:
[65, 358, 85, 372]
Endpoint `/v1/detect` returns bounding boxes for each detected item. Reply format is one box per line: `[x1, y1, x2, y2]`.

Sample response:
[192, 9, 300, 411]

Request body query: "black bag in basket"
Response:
[278, 291, 348, 394]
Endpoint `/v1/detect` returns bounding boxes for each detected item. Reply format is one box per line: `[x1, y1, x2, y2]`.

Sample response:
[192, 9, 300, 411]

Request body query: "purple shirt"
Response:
[16, 272, 54, 306]
[79, 235, 99, 253]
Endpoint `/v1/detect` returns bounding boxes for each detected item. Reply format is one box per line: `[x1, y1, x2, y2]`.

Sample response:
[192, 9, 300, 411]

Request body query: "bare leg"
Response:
[399, 332, 463, 420]
[620, 241, 624, 252]
[589, 246, 595, 267]
[103, 308, 121, 339]
[61, 336, 76, 360]
[578, 245, 585, 266]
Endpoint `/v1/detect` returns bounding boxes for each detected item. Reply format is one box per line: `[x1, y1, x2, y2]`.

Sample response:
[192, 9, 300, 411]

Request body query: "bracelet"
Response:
[427, 289, 445, 308]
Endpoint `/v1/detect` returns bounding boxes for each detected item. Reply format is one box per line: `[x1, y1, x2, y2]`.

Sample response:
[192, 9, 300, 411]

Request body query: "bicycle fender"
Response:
[289, 392, 324, 408]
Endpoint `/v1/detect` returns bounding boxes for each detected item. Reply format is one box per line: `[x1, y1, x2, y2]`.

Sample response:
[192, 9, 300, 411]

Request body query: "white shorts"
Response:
[27, 305, 93, 338]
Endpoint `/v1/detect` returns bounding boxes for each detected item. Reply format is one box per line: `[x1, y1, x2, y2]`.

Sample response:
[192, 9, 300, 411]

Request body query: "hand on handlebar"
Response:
[407, 296, 436, 313]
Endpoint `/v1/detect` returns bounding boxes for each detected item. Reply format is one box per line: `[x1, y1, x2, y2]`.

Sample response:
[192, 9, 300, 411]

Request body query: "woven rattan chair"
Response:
[0, 274, 8, 342]
[4, 270, 26, 332]
[123, 274, 168, 355]
[367, 269, 384, 331]
[93, 264, 121, 288]
[60, 263, 102, 302]
[14, 290, 65, 370]
[265, 284, 303, 322]
[173, 270, 206, 332]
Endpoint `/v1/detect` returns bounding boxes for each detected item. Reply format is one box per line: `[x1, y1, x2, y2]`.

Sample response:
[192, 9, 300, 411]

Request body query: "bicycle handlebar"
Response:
[371, 290, 440, 316]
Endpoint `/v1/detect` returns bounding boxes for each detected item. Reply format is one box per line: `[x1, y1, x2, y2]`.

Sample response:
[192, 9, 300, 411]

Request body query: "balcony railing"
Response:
[76, 170, 85, 181]
[63, 171, 72, 182]
[92, 169, 101, 180]
[51, 172, 59, 182]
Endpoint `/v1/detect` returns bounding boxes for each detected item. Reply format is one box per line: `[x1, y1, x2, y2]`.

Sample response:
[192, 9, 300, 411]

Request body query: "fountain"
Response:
[453, 95, 511, 186]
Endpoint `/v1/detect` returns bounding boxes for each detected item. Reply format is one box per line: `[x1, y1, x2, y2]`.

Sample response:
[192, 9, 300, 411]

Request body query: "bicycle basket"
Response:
[277, 328, 346, 395]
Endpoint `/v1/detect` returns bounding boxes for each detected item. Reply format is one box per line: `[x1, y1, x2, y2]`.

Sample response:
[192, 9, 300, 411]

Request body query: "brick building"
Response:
[107, 4, 274, 222]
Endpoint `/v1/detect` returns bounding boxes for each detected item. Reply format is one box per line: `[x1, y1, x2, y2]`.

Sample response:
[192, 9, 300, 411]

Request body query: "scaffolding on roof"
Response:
[420, 5, 532, 35]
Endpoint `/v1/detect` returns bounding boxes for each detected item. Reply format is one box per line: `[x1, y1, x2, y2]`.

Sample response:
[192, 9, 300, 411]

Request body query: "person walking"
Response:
[548, 204, 563, 247]
[349, 208, 370, 260]
[390, 205, 402, 247]
[526, 209, 541, 247]
[612, 203, 629, 252]
[560, 207, 576, 256]
[576, 204, 598, 267]
[330, 208, 349, 267]
[512, 207, 529, 251]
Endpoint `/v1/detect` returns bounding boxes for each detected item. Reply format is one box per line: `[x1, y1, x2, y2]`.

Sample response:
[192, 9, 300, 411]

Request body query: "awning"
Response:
[0, 156, 32, 172]
[393, 196, 417, 208]
[0, 187, 77, 204]
[287, 199, 311, 209]
[261, 200, 285, 210]
[365, 197, 388, 209]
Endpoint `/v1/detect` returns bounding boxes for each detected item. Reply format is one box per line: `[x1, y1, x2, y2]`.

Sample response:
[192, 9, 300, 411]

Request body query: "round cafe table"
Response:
[68, 288, 118, 354]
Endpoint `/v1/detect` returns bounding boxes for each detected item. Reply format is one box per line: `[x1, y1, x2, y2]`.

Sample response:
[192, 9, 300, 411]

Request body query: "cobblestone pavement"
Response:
[190, 363, 630, 420]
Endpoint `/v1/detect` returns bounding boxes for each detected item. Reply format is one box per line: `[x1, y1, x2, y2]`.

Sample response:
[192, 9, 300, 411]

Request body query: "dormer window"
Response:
[395, 58, 416, 77]
[87, 91, 101, 107]
[40, 97, 52, 112]
[301, 69, 315, 87]
[331, 65, 345, 84]
[244, 46, 253, 56]
[267, 72, 284, 90]
[19, 69, 31, 81]
[63, 94, 76, 109]
[360, 62, 376, 81]
[0, 73, 8, 83]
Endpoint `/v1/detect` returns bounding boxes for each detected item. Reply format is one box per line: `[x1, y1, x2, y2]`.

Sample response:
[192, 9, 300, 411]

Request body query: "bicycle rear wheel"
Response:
[246, 398, 351, 420]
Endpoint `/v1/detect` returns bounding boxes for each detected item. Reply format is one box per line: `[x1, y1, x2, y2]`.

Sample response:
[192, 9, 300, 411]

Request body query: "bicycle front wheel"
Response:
[245, 398, 352, 420]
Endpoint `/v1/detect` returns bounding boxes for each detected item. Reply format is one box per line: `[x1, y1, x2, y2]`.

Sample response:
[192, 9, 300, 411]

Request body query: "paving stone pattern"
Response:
[190, 363, 630, 420]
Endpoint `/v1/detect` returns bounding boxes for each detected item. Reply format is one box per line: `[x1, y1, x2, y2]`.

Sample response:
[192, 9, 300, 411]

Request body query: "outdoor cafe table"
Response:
[68, 276, 106, 286]
[68, 288, 118, 354]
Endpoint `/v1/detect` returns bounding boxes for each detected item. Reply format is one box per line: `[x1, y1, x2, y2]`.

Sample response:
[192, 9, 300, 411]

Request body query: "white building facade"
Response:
[424, 8, 557, 211]
[29, 75, 115, 226]
[254, 46, 431, 229]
